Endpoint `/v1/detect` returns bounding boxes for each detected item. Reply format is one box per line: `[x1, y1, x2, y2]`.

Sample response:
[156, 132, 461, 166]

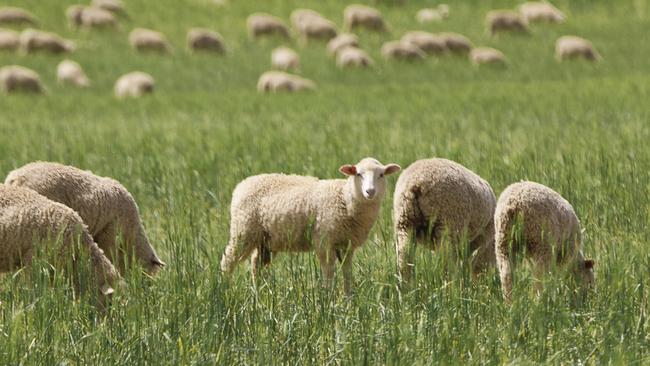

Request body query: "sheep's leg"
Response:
[250, 245, 272, 282]
[317, 247, 337, 290]
[470, 222, 496, 279]
[531, 244, 553, 297]
[495, 229, 514, 303]
[340, 249, 355, 296]
[396, 228, 415, 284]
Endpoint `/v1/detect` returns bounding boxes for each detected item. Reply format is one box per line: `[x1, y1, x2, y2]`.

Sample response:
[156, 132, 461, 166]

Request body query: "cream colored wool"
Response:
[381, 40, 426, 61]
[439, 32, 472, 54]
[336, 46, 373, 68]
[187, 28, 225, 54]
[0, 65, 43, 94]
[91, 0, 126, 15]
[555, 35, 601, 62]
[20, 29, 75, 54]
[519, 2, 565, 24]
[271, 47, 300, 71]
[416, 5, 449, 23]
[327, 33, 359, 56]
[401, 31, 447, 55]
[0, 7, 37, 26]
[246, 13, 289, 39]
[114, 71, 154, 98]
[129, 28, 172, 53]
[486, 10, 529, 36]
[256, 71, 315, 93]
[470, 47, 506, 65]
[291, 9, 337, 43]
[0, 28, 19, 51]
[68, 6, 117, 29]
[343, 5, 387, 31]
[57, 60, 90, 87]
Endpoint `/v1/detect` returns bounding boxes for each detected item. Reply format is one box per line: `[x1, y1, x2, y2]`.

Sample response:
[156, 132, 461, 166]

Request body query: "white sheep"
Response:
[57, 59, 90, 87]
[114, 71, 155, 98]
[393, 158, 496, 282]
[256, 71, 315, 93]
[327, 33, 359, 56]
[470, 47, 507, 66]
[381, 40, 426, 61]
[91, 0, 126, 15]
[439, 32, 473, 55]
[291, 9, 337, 43]
[5, 162, 165, 275]
[486, 10, 529, 36]
[271, 46, 300, 71]
[519, 2, 565, 24]
[0, 184, 121, 301]
[416, 5, 449, 23]
[336, 46, 373, 68]
[343, 4, 387, 32]
[220, 158, 400, 294]
[495, 181, 594, 301]
[187, 28, 225, 54]
[0, 28, 19, 51]
[246, 13, 290, 39]
[0, 7, 37, 26]
[67, 6, 117, 29]
[401, 31, 447, 55]
[555, 35, 601, 62]
[129, 28, 172, 53]
[0, 65, 43, 94]
[20, 29, 75, 54]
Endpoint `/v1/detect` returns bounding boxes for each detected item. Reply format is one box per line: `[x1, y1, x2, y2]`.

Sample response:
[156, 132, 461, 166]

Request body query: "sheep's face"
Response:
[576, 258, 595, 287]
[340, 158, 401, 201]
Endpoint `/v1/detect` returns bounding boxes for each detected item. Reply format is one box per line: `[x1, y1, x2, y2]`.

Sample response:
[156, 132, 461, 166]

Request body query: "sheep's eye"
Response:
[380, 173, 385, 178]
[356, 173, 362, 177]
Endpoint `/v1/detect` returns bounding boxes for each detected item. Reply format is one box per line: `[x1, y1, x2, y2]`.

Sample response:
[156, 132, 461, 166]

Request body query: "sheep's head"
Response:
[339, 158, 400, 201]
[576, 258, 595, 287]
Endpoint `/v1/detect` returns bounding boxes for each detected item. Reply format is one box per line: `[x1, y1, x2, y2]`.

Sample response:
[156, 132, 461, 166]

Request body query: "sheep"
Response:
[519, 2, 565, 24]
[416, 5, 449, 23]
[0, 65, 43, 94]
[20, 29, 75, 54]
[343, 4, 387, 32]
[0, 184, 122, 302]
[0, 28, 19, 51]
[220, 158, 401, 294]
[91, 0, 126, 15]
[393, 158, 496, 283]
[327, 33, 359, 56]
[336, 46, 373, 68]
[114, 71, 155, 98]
[246, 13, 290, 39]
[256, 71, 315, 93]
[486, 10, 529, 36]
[381, 40, 426, 61]
[5, 162, 165, 275]
[67, 6, 117, 29]
[129, 28, 172, 53]
[0, 7, 37, 26]
[271, 46, 300, 72]
[401, 31, 447, 55]
[555, 35, 601, 62]
[291, 9, 337, 43]
[495, 181, 594, 301]
[470, 47, 507, 66]
[439, 32, 473, 55]
[57, 60, 90, 87]
[187, 28, 225, 54]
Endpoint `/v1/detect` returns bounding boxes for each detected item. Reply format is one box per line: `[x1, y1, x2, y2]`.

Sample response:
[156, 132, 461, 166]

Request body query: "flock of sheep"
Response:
[0, 1, 601, 95]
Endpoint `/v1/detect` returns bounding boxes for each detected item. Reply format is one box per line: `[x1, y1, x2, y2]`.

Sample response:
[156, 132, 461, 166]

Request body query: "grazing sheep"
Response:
[439, 32, 473, 55]
[0, 184, 121, 301]
[343, 4, 387, 32]
[401, 31, 447, 55]
[0, 65, 43, 94]
[271, 46, 300, 71]
[416, 5, 449, 23]
[91, 0, 126, 15]
[470, 47, 506, 66]
[57, 60, 90, 87]
[0, 7, 37, 26]
[555, 35, 601, 62]
[129, 28, 172, 53]
[20, 29, 75, 54]
[67, 6, 117, 29]
[393, 159, 496, 283]
[336, 46, 373, 68]
[495, 181, 594, 301]
[291, 9, 337, 43]
[246, 13, 290, 39]
[327, 33, 359, 56]
[519, 2, 565, 24]
[220, 158, 400, 294]
[114, 71, 155, 98]
[486, 10, 529, 36]
[381, 40, 426, 61]
[257, 71, 315, 93]
[5, 162, 165, 275]
[0, 28, 19, 51]
[187, 28, 225, 54]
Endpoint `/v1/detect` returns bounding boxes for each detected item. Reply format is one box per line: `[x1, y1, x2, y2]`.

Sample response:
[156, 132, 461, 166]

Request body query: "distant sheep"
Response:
[416, 5, 449, 23]
[91, 0, 126, 15]
[336, 46, 373, 68]
[439, 32, 473, 55]
[57, 60, 90, 87]
[0, 65, 43, 94]
[381, 40, 426, 61]
[486, 10, 529, 36]
[0, 7, 37, 26]
[495, 181, 594, 301]
[187, 28, 225, 54]
[246, 13, 290, 39]
[220, 158, 400, 294]
[5, 162, 165, 275]
[470, 47, 506, 66]
[0, 28, 19, 51]
[401, 31, 447, 55]
[271, 46, 300, 71]
[20, 29, 75, 54]
[327, 33, 359, 56]
[393, 158, 496, 282]
[555, 35, 601, 62]
[291, 9, 337, 43]
[114, 71, 155, 98]
[257, 71, 315, 93]
[67, 6, 117, 29]
[129, 28, 172, 53]
[519, 2, 565, 24]
[343, 4, 387, 31]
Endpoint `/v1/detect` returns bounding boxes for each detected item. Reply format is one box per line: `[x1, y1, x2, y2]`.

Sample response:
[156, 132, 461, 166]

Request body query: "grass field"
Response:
[1, 0, 650, 364]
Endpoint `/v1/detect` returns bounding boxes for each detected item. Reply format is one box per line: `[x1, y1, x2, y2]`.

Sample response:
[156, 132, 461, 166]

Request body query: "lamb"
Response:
[0, 7, 37, 26]
[5, 162, 165, 275]
[519, 2, 565, 24]
[246, 13, 290, 39]
[20, 29, 75, 54]
[129, 28, 172, 53]
[393, 158, 496, 283]
[494, 181, 594, 301]
[0, 65, 43, 94]
[91, 0, 127, 15]
[327, 33, 359, 56]
[114, 71, 155, 98]
[0, 28, 19, 51]
[291, 9, 337, 43]
[336, 46, 373, 68]
[187, 28, 225, 54]
[220, 158, 400, 294]
[57, 59, 90, 87]
[343, 4, 387, 32]
[257, 71, 315, 93]
[486, 10, 529, 36]
[0, 184, 121, 302]
[401, 31, 447, 55]
[439, 32, 472, 55]
[271, 46, 300, 71]
[416, 5, 450, 23]
[67, 6, 117, 29]
[381, 40, 426, 61]
[555, 35, 601, 62]
[470, 47, 507, 66]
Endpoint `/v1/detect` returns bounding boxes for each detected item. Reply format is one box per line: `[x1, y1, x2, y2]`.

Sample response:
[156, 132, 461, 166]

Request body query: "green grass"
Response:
[1, 0, 650, 364]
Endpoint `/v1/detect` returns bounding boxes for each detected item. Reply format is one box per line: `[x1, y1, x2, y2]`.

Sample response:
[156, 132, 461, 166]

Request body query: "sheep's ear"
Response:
[339, 164, 357, 176]
[584, 259, 595, 270]
[384, 164, 401, 175]
[152, 258, 166, 267]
